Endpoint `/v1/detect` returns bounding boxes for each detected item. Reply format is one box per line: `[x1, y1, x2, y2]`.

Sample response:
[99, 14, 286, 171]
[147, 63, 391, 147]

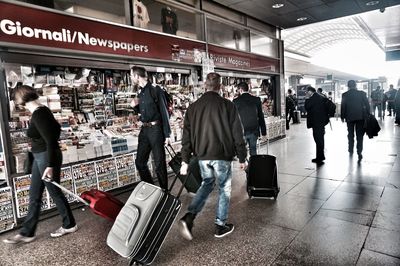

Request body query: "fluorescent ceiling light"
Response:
[297, 17, 308, 21]
[272, 3, 284, 8]
[366, 1, 379, 6]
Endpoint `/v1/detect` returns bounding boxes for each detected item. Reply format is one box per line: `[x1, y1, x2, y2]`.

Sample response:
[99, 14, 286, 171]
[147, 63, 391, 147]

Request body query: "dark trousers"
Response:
[312, 126, 325, 160]
[244, 133, 258, 156]
[347, 120, 365, 155]
[286, 109, 294, 123]
[372, 103, 382, 118]
[387, 101, 395, 115]
[21, 150, 76, 237]
[135, 125, 168, 190]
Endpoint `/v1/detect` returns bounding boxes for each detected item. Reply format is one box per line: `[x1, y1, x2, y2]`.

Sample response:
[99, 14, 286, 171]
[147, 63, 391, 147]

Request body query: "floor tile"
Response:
[386, 171, 400, 189]
[322, 190, 380, 214]
[337, 182, 384, 198]
[357, 249, 400, 266]
[272, 214, 369, 265]
[318, 209, 374, 226]
[277, 173, 307, 185]
[377, 187, 400, 215]
[287, 177, 341, 201]
[365, 227, 400, 258]
[372, 211, 400, 232]
[264, 194, 325, 231]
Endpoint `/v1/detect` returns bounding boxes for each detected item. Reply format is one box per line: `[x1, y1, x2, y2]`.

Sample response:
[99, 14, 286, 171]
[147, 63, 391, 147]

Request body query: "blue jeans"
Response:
[245, 133, 258, 156]
[187, 160, 232, 226]
[20, 150, 76, 237]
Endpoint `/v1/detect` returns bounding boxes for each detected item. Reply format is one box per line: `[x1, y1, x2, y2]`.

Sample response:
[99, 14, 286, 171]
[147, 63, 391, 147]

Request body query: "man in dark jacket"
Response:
[285, 89, 297, 128]
[179, 73, 247, 240]
[341, 80, 370, 161]
[233, 82, 266, 156]
[130, 66, 171, 190]
[305, 86, 329, 165]
[385, 84, 397, 116]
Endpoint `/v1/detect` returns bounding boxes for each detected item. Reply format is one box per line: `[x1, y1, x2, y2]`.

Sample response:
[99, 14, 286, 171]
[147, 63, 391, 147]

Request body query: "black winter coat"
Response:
[233, 93, 266, 136]
[341, 89, 370, 122]
[181, 91, 247, 164]
[305, 92, 328, 129]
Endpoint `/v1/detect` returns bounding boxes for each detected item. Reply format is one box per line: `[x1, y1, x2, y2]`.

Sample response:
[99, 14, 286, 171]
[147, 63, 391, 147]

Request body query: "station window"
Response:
[206, 18, 250, 52]
[130, 0, 205, 40]
[250, 32, 279, 58]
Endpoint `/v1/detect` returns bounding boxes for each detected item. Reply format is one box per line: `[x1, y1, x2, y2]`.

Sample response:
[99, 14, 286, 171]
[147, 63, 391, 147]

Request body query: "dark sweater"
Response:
[27, 106, 61, 167]
[181, 91, 247, 164]
[233, 93, 266, 136]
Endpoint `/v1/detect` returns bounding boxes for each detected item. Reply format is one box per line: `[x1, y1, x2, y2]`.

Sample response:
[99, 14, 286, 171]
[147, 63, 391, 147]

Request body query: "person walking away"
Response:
[385, 84, 397, 116]
[371, 86, 384, 118]
[305, 86, 329, 165]
[317, 87, 327, 98]
[178, 73, 247, 240]
[341, 80, 370, 161]
[395, 88, 400, 126]
[285, 89, 297, 128]
[4, 85, 77, 244]
[130, 66, 171, 190]
[233, 82, 266, 156]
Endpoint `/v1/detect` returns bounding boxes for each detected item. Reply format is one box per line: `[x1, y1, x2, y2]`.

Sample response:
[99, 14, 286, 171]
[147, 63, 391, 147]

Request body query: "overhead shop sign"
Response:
[208, 45, 279, 74]
[0, 2, 205, 64]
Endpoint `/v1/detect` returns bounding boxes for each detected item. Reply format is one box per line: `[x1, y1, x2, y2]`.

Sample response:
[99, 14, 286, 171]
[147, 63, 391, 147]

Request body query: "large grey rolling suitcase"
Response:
[107, 174, 187, 265]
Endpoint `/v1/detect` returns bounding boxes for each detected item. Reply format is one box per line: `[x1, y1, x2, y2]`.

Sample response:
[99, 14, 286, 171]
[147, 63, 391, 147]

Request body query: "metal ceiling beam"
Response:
[352, 16, 385, 51]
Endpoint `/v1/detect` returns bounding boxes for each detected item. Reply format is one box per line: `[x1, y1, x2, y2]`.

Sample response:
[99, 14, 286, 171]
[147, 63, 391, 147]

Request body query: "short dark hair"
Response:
[238, 82, 249, 92]
[307, 86, 316, 93]
[348, 80, 356, 89]
[13, 85, 39, 104]
[317, 88, 323, 93]
[288, 89, 292, 94]
[205, 72, 221, 92]
[131, 66, 147, 78]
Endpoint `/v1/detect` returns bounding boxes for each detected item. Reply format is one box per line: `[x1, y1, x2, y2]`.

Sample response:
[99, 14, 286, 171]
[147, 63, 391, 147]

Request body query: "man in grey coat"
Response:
[341, 80, 370, 161]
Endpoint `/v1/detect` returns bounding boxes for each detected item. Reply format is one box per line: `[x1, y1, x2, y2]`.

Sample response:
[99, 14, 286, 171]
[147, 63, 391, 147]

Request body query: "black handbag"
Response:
[24, 151, 34, 174]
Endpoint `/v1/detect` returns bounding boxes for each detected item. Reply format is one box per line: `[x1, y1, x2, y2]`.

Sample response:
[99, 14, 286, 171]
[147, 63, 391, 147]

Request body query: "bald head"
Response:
[205, 72, 221, 92]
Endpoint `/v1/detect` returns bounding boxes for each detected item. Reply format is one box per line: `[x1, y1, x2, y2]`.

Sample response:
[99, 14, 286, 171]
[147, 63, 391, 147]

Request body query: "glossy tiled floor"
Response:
[1, 117, 400, 266]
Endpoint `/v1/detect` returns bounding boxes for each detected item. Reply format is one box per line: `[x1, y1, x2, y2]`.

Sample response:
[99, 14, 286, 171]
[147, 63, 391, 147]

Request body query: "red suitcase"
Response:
[45, 179, 124, 221]
[81, 189, 124, 221]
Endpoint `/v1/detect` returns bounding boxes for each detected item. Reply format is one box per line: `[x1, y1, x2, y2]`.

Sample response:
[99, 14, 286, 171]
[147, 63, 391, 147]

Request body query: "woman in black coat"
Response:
[3, 85, 77, 244]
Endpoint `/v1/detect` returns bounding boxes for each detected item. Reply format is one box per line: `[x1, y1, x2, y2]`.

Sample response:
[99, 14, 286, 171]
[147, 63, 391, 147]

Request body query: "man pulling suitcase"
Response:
[178, 73, 247, 240]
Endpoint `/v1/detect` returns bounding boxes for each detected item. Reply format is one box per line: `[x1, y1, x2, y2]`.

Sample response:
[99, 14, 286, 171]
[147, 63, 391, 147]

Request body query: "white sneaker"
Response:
[50, 225, 78, 238]
[3, 234, 36, 244]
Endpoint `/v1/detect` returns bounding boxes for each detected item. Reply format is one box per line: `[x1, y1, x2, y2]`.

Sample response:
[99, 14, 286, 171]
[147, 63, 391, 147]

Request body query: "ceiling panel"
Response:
[212, 0, 400, 29]
[358, 5, 400, 50]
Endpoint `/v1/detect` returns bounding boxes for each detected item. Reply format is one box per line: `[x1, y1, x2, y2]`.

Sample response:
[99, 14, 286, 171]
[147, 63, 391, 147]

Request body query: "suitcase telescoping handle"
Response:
[165, 144, 191, 199]
[43, 178, 90, 206]
[165, 143, 177, 157]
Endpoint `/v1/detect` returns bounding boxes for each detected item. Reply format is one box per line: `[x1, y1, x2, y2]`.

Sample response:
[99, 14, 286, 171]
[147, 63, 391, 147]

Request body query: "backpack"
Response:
[286, 95, 296, 111]
[324, 98, 336, 118]
[149, 85, 173, 117]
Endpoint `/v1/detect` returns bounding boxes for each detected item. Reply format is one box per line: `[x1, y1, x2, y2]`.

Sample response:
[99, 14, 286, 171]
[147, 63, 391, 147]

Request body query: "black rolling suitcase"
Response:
[166, 145, 202, 194]
[293, 110, 301, 124]
[246, 140, 279, 199]
[107, 174, 189, 265]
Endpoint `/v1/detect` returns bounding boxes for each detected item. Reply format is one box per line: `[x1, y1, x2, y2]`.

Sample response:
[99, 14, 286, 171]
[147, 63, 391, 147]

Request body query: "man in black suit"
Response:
[341, 80, 370, 161]
[233, 82, 266, 156]
[305, 86, 329, 164]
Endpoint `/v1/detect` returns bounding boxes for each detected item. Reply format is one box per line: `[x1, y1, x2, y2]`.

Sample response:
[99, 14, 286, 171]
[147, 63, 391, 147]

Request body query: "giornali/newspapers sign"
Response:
[0, 1, 205, 63]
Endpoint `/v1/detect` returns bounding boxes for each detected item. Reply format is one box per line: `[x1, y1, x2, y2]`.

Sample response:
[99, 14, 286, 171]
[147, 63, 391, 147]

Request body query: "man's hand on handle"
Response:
[180, 162, 189, 175]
